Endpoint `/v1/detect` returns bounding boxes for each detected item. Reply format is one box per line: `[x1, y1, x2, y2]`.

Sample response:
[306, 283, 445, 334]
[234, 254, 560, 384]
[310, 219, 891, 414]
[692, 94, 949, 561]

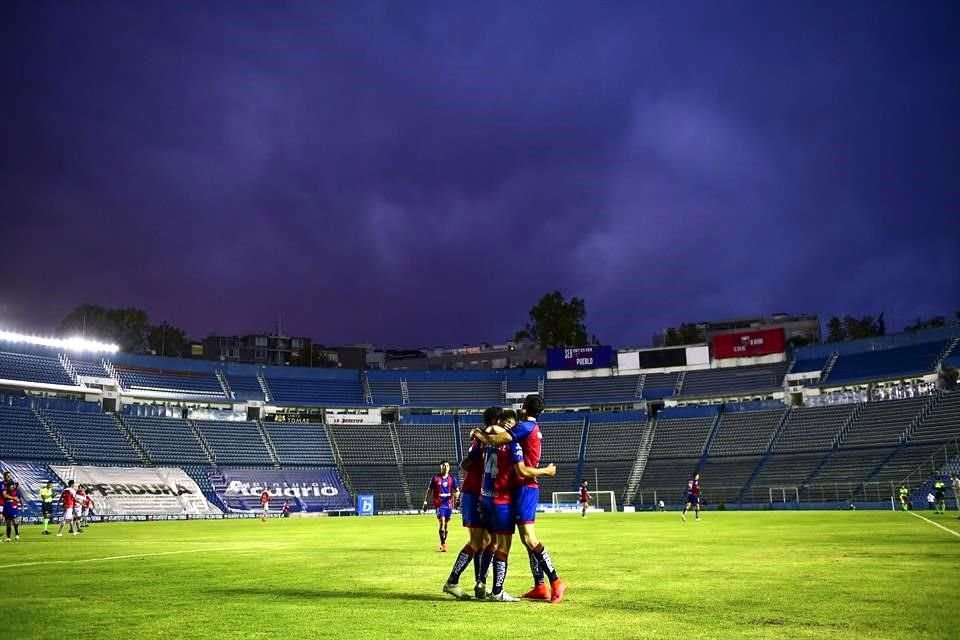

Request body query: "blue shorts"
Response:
[460, 493, 483, 529]
[480, 497, 514, 535]
[514, 485, 539, 525]
[3, 507, 19, 519]
[435, 506, 452, 521]
[686, 494, 700, 505]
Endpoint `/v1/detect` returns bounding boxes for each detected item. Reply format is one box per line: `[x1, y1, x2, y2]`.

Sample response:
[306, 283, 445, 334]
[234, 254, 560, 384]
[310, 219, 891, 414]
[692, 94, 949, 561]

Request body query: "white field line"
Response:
[0, 544, 289, 570]
[908, 510, 960, 539]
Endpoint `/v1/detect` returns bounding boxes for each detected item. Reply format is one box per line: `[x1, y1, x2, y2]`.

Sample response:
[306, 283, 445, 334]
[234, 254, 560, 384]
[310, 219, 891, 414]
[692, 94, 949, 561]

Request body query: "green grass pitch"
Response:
[4, 511, 958, 639]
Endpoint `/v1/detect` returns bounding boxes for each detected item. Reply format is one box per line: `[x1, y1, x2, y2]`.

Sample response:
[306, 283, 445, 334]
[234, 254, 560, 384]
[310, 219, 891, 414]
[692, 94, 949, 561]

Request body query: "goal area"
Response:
[551, 490, 617, 513]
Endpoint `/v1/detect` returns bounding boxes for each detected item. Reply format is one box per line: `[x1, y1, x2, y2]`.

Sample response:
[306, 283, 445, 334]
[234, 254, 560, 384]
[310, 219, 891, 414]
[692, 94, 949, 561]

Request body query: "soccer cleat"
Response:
[443, 582, 471, 600]
[440, 544, 447, 552]
[490, 590, 519, 602]
[521, 583, 550, 600]
[681, 512, 686, 522]
[1, 539, 7, 543]
[56, 533, 63, 537]
[549, 579, 567, 603]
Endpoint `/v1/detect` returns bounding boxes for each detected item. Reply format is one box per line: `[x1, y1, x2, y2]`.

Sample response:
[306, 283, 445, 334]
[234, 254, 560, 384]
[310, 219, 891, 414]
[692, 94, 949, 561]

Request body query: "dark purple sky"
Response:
[2, 1, 959, 348]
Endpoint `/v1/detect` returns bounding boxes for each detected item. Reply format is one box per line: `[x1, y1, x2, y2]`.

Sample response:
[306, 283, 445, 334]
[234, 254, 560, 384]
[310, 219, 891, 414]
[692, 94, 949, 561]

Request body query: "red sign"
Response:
[712, 328, 785, 359]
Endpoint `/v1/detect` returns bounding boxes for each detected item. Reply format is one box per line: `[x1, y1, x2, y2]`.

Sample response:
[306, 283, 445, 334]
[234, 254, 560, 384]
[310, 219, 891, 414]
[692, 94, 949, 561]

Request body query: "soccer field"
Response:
[4, 511, 959, 639]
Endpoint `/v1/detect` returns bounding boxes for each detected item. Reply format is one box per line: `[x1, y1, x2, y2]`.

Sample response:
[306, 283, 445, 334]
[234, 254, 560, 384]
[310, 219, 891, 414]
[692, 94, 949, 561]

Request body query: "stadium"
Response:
[1, 323, 958, 638]
[5, 2, 960, 638]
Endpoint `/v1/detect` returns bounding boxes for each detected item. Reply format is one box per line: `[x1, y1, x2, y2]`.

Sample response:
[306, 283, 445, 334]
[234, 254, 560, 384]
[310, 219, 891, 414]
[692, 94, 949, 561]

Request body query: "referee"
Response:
[39, 481, 54, 535]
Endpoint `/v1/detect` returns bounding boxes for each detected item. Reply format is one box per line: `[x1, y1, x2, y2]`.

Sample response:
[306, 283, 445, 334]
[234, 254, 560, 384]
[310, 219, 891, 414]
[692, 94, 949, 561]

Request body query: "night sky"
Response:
[2, 2, 959, 348]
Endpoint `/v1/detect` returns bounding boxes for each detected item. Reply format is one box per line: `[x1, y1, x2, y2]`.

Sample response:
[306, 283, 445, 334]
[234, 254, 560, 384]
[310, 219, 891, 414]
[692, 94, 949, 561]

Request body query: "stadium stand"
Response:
[648, 408, 718, 458]
[543, 375, 639, 405]
[404, 371, 502, 408]
[42, 408, 141, 464]
[113, 365, 226, 398]
[909, 391, 960, 444]
[678, 363, 789, 398]
[821, 340, 950, 386]
[69, 357, 110, 378]
[262, 368, 364, 406]
[192, 420, 273, 466]
[0, 404, 69, 461]
[840, 397, 926, 447]
[122, 415, 210, 465]
[327, 423, 396, 465]
[582, 411, 648, 498]
[640, 372, 679, 400]
[261, 421, 336, 466]
[222, 364, 266, 401]
[773, 405, 855, 452]
[789, 356, 828, 376]
[395, 416, 457, 464]
[0, 350, 74, 386]
[708, 408, 786, 456]
[366, 371, 404, 405]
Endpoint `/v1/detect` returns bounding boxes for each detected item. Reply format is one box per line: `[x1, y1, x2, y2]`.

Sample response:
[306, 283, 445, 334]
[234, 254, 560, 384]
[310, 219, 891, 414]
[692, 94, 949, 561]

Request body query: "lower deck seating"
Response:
[123, 416, 209, 464]
[42, 409, 140, 463]
[0, 405, 68, 461]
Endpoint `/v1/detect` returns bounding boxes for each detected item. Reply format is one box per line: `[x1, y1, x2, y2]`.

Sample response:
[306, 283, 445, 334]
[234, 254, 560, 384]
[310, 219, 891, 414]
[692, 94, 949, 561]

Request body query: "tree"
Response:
[147, 322, 189, 357]
[826, 314, 885, 342]
[826, 316, 844, 342]
[57, 304, 189, 355]
[514, 291, 592, 349]
[904, 315, 946, 333]
[664, 323, 705, 347]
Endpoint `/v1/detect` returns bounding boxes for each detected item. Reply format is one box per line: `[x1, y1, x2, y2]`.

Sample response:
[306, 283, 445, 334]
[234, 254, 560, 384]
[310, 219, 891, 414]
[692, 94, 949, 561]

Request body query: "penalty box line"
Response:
[0, 543, 290, 570]
[907, 510, 960, 539]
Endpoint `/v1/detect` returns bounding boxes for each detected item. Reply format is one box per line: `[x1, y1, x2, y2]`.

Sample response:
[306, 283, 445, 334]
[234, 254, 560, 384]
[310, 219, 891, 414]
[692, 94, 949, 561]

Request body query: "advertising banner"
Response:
[357, 494, 375, 516]
[211, 467, 352, 513]
[546, 346, 614, 370]
[712, 328, 785, 359]
[49, 465, 220, 516]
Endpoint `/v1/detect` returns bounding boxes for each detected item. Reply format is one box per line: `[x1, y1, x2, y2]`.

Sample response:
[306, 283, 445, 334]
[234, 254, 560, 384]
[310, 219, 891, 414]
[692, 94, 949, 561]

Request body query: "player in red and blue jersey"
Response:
[442, 407, 499, 600]
[681, 473, 701, 522]
[579, 481, 591, 518]
[2, 479, 22, 542]
[472, 394, 567, 603]
[423, 461, 460, 552]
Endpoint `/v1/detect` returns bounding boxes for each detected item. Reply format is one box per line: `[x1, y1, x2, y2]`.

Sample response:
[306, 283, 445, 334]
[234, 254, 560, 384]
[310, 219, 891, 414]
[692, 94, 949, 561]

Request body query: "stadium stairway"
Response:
[187, 421, 217, 466]
[800, 403, 863, 491]
[113, 414, 153, 465]
[735, 407, 793, 503]
[33, 408, 77, 463]
[386, 422, 413, 509]
[574, 415, 591, 486]
[623, 418, 657, 505]
[254, 420, 281, 468]
[693, 410, 724, 476]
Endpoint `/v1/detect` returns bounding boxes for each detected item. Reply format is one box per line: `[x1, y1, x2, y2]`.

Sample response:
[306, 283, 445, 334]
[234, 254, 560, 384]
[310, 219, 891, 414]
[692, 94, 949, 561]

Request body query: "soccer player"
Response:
[422, 461, 460, 552]
[681, 473, 701, 522]
[2, 479, 21, 541]
[898, 484, 910, 511]
[281, 500, 291, 518]
[57, 480, 78, 537]
[82, 491, 94, 527]
[933, 479, 947, 514]
[472, 394, 567, 603]
[40, 480, 54, 535]
[74, 485, 86, 531]
[952, 473, 960, 515]
[579, 480, 591, 518]
[442, 406, 498, 600]
[260, 489, 271, 521]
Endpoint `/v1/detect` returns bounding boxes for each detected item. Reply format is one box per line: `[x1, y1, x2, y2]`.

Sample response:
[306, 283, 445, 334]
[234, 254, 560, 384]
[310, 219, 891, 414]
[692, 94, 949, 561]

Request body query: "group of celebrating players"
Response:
[0, 473, 95, 540]
[422, 394, 567, 603]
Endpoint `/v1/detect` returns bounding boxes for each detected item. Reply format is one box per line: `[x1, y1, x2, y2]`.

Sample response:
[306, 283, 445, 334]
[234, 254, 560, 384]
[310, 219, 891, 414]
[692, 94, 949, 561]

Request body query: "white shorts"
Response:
[63, 509, 74, 521]
[74, 507, 82, 518]
[82, 509, 90, 518]
[262, 504, 270, 513]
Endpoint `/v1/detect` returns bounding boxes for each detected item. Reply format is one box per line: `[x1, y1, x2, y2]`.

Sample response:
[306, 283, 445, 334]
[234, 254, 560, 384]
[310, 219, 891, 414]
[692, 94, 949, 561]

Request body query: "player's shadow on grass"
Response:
[206, 586, 453, 603]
